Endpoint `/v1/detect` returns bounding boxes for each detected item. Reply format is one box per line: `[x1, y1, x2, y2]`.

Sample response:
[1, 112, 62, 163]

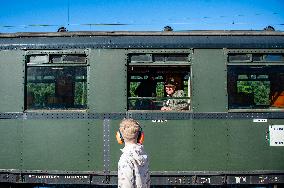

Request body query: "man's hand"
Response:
[161, 106, 171, 111]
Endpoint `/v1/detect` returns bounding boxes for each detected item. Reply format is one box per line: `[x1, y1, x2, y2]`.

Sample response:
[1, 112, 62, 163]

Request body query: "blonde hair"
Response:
[119, 118, 140, 141]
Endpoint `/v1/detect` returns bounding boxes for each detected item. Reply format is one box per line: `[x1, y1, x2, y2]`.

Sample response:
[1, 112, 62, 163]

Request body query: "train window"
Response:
[28, 55, 49, 64]
[252, 54, 284, 62]
[25, 54, 88, 110]
[130, 53, 189, 63]
[51, 54, 86, 64]
[28, 54, 87, 64]
[228, 65, 284, 110]
[62, 54, 86, 63]
[153, 54, 164, 62]
[166, 54, 188, 61]
[153, 54, 189, 62]
[229, 53, 284, 63]
[50, 55, 62, 63]
[228, 54, 252, 62]
[128, 65, 191, 111]
[130, 54, 152, 62]
[252, 54, 263, 62]
[263, 54, 284, 62]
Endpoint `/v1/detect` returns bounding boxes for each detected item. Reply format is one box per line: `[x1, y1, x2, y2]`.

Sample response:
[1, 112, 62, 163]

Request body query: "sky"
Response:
[0, 0, 283, 33]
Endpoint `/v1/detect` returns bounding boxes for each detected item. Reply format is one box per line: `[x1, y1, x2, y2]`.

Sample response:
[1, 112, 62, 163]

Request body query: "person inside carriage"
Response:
[161, 78, 189, 111]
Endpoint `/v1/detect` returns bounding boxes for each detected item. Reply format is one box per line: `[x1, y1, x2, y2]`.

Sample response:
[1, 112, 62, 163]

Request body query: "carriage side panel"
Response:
[191, 49, 227, 112]
[0, 50, 24, 112]
[89, 49, 127, 113]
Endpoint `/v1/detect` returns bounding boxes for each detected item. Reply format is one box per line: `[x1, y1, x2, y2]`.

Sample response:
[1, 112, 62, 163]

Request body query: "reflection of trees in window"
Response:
[27, 83, 55, 108]
[26, 66, 87, 110]
[75, 81, 87, 106]
[156, 76, 165, 98]
[237, 80, 270, 105]
[130, 76, 142, 97]
[228, 65, 284, 109]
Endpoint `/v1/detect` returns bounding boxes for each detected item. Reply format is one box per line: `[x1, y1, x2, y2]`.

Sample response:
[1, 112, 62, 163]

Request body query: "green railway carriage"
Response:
[0, 30, 284, 187]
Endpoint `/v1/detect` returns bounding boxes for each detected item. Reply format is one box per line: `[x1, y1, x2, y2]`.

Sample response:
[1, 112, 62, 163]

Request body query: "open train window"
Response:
[228, 65, 284, 110]
[128, 53, 191, 111]
[25, 53, 88, 110]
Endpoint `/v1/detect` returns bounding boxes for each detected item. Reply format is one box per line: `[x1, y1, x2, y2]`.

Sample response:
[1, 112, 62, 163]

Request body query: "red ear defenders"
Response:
[116, 127, 144, 144]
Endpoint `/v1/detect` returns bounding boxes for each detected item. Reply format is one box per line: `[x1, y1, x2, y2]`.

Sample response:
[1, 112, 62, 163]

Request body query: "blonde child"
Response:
[117, 119, 150, 188]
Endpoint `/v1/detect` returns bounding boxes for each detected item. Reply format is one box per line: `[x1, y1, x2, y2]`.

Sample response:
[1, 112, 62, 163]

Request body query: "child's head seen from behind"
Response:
[119, 119, 140, 143]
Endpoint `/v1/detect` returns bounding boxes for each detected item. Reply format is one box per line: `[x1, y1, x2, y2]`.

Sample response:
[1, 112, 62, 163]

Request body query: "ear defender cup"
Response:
[116, 130, 124, 144]
[137, 131, 144, 144]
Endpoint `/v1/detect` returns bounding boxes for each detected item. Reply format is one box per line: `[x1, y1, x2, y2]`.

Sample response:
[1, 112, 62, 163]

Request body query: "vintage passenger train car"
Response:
[0, 30, 284, 187]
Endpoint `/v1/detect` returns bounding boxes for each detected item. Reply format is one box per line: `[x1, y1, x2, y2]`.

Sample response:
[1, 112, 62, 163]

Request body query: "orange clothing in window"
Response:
[271, 91, 284, 107]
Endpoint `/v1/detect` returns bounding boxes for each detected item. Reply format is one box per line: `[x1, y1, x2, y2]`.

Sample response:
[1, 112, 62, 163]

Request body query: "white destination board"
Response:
[269, 125, 284, 146]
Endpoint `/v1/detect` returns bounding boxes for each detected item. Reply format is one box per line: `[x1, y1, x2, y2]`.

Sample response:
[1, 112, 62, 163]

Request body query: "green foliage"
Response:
[156, 82, 164, 97]
[27, 83, 55, 106]
[130, 82, 139, 97]
[27, 81, 87, 109]
[237, 81, 270, 105]
[75, 82, 87, 106]
[128, 82, 140, 109]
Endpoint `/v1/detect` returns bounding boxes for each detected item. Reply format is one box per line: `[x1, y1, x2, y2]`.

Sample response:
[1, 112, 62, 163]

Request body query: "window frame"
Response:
[127, 49, 192, 112]
[24, 50, 89, 111]
[226, 49, 284, 112]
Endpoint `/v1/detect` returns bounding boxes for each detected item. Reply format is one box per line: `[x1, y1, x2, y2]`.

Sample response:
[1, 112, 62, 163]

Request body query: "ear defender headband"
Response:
[116, 127, 144, 144]
[137, 127, 145, 144]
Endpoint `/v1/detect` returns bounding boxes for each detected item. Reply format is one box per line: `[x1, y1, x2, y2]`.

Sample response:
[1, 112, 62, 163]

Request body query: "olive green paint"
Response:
[191, 49, 227, 112]
[227, 119, 284, 170]
[109, 119, 193, 171]
[0, 120, 22, 169]
[88, 49, 127, 113]
[0, 47, 283, 174]
[109, 120, 123, 171]
[110, 118, 283, 172]
[0, 50, 24, 112]
[88, 120, 104, 171]
[22, 120, 103, 171]
[191, 120, 228, 171]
